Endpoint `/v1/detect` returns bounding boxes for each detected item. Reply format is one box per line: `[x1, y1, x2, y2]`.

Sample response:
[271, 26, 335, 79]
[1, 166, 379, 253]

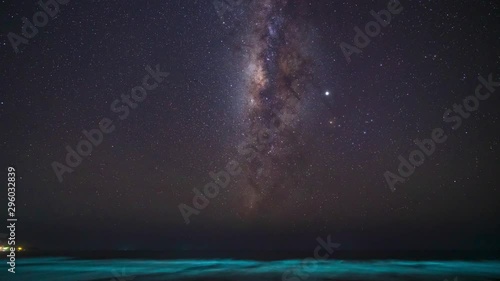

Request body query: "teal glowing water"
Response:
[6, 257, 500, 280]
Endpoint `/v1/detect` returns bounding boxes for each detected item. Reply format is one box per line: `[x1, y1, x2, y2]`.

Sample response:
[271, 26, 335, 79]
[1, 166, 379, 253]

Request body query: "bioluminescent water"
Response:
[6, 257, 500, 281]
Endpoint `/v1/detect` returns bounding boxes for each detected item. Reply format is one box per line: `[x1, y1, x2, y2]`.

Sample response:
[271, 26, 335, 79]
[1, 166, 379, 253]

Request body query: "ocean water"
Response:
[5, 257, 500, 281]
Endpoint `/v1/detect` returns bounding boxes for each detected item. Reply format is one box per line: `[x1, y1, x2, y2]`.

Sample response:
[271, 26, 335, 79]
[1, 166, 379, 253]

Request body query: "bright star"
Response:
[325, 91, 330, 96]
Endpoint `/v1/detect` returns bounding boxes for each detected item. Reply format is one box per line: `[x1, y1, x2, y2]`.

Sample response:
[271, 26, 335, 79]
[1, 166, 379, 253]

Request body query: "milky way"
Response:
[3, 0, 498, 251]
[232, 0, 317, 219]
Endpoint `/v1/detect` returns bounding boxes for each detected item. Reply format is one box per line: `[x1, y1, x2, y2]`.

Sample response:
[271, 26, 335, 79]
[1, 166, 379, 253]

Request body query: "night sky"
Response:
[1, 0, 499, 252]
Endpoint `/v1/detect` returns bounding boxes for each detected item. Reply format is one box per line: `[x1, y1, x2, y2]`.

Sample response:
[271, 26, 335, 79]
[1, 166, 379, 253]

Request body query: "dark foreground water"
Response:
[4, 257, 500, 281]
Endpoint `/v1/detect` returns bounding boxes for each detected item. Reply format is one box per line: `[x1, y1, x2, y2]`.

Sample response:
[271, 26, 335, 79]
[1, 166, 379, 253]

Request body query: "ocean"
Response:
[5, 256, 500, 281]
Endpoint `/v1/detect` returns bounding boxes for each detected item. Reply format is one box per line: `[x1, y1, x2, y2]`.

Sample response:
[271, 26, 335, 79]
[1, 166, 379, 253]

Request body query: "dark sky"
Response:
[1, 0, 499, 251]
